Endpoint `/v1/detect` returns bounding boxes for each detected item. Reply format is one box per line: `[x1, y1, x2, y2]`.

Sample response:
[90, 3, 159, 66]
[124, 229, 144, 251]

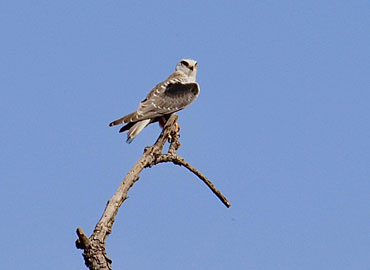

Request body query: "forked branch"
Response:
[76, 113, 231, 270]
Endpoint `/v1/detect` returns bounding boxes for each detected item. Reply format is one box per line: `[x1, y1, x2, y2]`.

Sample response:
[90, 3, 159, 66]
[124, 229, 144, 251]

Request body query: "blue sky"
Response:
[1, 1, 369, 269]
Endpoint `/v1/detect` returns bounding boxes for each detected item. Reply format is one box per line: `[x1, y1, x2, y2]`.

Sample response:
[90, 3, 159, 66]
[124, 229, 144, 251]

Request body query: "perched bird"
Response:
[109, 59, 200, 143]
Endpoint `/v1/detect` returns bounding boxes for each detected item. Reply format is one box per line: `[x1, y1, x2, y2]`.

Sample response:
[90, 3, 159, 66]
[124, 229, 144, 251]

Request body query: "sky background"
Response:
[1, 1, 369, 269]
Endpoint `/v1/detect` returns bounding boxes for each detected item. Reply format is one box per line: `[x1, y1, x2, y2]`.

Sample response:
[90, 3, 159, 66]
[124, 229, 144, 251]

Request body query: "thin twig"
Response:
[154, 154, 231, 208]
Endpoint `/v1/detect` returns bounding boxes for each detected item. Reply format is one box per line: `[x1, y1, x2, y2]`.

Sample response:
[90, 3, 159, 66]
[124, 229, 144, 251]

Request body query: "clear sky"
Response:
[1, 1, 369, 269]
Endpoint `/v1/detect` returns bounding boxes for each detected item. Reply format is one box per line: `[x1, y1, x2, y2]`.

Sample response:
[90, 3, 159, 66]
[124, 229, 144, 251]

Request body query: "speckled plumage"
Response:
[109, 59, 200, 143]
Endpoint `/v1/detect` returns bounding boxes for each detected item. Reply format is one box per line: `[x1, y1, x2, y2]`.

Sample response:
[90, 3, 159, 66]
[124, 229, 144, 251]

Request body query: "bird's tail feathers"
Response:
[109, 112, 137, 127]
[119, 122, 134, 133]
[126, 119, 151, 143]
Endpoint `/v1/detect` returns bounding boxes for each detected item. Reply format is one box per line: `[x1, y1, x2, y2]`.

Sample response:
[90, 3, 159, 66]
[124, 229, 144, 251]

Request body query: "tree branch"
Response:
[76, 113, 231, 270]
[153, 154, 231, 208]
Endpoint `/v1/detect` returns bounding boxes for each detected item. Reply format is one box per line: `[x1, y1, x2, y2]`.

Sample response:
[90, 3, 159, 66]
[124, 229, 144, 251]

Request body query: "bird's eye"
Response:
[181, 60, 189, 67]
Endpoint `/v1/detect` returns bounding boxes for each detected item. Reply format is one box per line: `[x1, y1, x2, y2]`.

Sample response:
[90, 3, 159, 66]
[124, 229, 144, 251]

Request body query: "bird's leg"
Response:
[168, 121, 181, 142]
[174, 122, 181, 133]
[159, 118, 166, 129]
[158, 117, 181, 142]
[171, 121, 181, 138]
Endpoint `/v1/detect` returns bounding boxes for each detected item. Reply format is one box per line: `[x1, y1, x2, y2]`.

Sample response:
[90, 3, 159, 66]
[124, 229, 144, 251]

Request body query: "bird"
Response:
[109, 59, 200, 143]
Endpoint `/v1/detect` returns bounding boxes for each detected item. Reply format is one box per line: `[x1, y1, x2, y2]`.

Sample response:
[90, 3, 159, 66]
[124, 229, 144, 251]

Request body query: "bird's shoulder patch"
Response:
[164, 82, 199, 97]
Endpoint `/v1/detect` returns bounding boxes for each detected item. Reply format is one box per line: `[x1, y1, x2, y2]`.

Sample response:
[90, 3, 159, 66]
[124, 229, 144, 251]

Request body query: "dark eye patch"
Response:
[180, 60, 189, 67]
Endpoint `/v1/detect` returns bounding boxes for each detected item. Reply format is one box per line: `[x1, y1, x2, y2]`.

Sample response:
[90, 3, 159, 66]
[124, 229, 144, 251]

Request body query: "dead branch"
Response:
[76, 113, 231, 270]
[153, 154, 231, 208]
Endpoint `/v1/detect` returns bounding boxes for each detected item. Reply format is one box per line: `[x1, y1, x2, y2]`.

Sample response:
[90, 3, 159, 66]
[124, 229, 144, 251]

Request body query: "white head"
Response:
[176, 58, 198, 82]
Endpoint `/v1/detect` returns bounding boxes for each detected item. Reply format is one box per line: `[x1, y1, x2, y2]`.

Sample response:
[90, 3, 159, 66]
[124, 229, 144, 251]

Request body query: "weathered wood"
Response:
[76, 113, 230, 270]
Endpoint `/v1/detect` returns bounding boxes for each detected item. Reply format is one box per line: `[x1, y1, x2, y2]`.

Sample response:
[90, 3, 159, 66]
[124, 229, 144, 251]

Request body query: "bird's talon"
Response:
[174, 122, 181, 133]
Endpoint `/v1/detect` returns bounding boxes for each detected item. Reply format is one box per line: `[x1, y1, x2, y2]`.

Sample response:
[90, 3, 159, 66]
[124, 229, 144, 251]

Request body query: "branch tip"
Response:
[76, 227, 91, 249]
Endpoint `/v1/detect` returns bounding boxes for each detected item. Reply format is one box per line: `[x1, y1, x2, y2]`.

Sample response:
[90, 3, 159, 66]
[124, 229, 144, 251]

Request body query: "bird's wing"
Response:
[135, 80, 200, 121]
[109, 73, 199, 127]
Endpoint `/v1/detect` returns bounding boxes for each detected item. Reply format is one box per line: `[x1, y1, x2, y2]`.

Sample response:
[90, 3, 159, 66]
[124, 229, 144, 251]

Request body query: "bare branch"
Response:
[154, 154, 231, 208]
[76, 113, 231, 269]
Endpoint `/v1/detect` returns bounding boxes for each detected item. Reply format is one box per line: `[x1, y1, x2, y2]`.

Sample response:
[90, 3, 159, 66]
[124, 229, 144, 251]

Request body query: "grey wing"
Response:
[134, 82, 200, 120]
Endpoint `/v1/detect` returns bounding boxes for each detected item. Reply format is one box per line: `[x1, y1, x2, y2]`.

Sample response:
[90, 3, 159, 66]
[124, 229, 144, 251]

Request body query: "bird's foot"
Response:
[174, 122, 181, 134]
[168, 122, 181, 142]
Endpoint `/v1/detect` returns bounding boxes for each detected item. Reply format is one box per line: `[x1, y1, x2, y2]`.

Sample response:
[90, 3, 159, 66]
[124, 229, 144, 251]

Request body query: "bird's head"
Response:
[176, 59, 198, 82]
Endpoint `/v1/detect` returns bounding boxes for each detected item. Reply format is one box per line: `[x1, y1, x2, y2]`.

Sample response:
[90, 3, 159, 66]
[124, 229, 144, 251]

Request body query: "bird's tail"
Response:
[119, 122, 134, 133]
[109, 112, 137, 127]
[126, 119, 151, 143]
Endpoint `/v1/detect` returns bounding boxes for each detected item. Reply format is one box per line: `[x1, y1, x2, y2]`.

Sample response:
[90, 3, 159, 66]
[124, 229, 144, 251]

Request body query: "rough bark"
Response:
[76, 113, 231, 270]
